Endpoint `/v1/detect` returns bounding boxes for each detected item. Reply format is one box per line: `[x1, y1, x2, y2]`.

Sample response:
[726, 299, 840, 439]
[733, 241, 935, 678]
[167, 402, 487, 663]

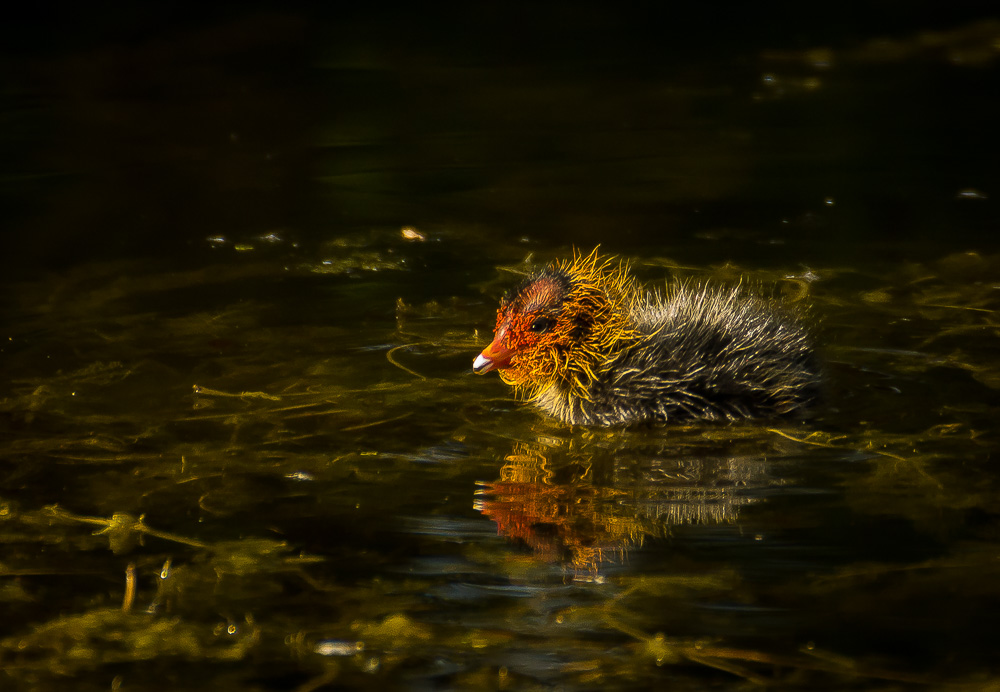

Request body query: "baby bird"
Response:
[473, 249, 819, 427]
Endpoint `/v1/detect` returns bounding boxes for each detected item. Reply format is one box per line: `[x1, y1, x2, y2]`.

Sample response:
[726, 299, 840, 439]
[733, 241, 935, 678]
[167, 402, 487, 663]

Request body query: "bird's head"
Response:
[474, 249, 638, 398]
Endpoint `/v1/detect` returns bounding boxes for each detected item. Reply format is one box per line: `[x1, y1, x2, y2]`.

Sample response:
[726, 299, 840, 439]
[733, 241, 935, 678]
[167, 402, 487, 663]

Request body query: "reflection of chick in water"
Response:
[474, 441, 774, 574]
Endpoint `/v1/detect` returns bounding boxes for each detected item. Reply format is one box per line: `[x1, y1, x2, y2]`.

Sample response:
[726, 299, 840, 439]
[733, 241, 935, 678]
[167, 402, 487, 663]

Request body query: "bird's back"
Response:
[556, 283, 820, 426]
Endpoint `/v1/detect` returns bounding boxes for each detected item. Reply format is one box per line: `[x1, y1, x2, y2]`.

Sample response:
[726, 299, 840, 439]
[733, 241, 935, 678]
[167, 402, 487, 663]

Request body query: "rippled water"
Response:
[2, 7, 999, 691]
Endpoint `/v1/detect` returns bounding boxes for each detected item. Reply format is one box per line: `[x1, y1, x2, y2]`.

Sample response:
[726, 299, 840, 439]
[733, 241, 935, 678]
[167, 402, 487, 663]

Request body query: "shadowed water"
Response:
[1, 6, 999, 691]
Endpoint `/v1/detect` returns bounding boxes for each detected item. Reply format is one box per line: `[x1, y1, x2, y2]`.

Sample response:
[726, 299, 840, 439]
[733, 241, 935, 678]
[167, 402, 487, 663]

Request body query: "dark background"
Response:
[1, 5, 999, 689]
[1, 1, 998, 280]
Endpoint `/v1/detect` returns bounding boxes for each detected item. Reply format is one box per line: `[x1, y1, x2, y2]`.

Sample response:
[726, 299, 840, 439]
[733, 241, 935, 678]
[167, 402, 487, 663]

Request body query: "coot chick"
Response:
[473, 249, 819, 426]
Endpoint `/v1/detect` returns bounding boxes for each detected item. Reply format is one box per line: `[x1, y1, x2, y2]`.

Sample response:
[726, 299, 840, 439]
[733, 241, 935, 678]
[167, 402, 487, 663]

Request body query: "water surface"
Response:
[1, 7, 999, 690]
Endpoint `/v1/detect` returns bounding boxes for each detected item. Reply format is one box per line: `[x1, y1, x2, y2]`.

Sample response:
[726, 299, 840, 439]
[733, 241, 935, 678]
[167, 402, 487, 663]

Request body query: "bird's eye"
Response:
[529, 316, 555, 334]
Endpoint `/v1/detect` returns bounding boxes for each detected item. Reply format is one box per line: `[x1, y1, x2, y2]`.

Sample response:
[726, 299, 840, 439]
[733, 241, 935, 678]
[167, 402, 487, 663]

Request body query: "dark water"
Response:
[2, 6, 1000, 690]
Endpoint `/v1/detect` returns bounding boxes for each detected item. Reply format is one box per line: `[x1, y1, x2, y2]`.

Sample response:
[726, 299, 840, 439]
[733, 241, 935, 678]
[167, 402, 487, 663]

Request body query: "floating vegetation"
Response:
[0, 246, 998, 689]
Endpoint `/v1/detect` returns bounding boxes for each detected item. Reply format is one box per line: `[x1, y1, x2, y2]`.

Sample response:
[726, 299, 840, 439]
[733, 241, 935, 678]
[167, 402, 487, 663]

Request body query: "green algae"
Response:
[0, 246, 997, 690]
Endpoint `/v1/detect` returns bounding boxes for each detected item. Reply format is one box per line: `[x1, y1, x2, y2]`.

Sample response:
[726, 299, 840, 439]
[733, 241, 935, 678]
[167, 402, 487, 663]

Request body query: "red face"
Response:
[472, 276, 566, 383]
[472, 249, 635, 396]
